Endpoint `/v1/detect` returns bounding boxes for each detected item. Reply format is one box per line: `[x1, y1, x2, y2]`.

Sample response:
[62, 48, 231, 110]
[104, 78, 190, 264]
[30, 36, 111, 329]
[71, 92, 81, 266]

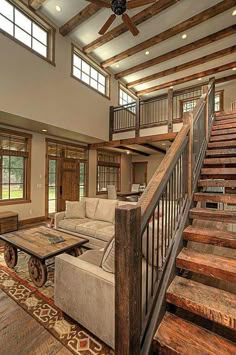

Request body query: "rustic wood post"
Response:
[202, 85, 209, 140]
[115, 204, 142, 355]
[109, 106, 114, 141]
[183, 112, 193, 199]
[168, 89, 173, 132]
[135, 99, 141, 137]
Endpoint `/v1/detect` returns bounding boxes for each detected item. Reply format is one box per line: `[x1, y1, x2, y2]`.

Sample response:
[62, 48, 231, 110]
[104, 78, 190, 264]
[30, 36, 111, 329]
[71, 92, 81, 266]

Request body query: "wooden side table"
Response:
[0, 211, 18, 234]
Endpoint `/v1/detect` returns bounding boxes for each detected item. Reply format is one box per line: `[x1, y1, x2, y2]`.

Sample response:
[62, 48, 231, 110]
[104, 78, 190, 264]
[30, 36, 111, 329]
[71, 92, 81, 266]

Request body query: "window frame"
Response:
[96, 150, 121, 195]
[71, 44, 111, 99]
[0, 0, 56, 65]
[0, 127, 32, 206]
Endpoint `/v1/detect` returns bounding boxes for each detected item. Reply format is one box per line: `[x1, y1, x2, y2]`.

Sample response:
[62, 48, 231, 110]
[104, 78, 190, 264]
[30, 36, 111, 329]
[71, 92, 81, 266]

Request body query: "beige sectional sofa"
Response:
[55, 198, 122, 250]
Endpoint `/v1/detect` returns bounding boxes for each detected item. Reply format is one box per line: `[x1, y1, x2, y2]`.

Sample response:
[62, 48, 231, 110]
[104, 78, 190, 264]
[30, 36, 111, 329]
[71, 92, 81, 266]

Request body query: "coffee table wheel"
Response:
[4, 243, 18, 268]
[28, 257, 47, 288]
[69, 247, 82, 257]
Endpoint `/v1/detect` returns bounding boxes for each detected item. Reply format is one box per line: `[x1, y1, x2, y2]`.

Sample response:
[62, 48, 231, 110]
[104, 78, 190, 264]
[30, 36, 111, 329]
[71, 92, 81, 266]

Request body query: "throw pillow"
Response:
[82, 198, 99, 219]
[101, 237, 115, 273]
[94, 199, 118, 224]
[65, 201, 86, 219]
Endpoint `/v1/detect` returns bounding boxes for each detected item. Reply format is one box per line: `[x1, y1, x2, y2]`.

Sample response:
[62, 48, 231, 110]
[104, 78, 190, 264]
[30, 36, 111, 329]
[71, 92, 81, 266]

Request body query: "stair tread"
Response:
[166, 276, 236, 330]
[201, 168, 236, 175]
[208, 141, 236, 149]
[206, 149, 236, 157]
[211, 128, 236, 136]
[198, 179, 236, 187]
[204, 157, 236, 165]
[183, 225, 236, 248]
[190, 207, 236, 224]
[154, 312, 236, 355]
[213, 121, 236, 129]
[177, 248, 236, 282]
[210, 134, 236, 142]
[194, 192, 236, 204]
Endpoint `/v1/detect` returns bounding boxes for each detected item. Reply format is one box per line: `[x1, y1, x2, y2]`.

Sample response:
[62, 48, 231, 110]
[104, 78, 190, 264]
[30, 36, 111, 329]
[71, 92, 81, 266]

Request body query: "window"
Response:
[119, 86, 136, 113]
[72, 46, 109, 97]
[180, 91, 224, 115]
[0, 128, 31, 204]
[0, 0, 55, 62]
[46, 139, 88, 215]
[97, 151, 120, 194]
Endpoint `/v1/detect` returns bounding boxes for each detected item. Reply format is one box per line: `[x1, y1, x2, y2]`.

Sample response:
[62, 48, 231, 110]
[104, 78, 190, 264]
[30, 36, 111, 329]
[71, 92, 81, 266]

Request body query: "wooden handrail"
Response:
[138, 124, 190, 229]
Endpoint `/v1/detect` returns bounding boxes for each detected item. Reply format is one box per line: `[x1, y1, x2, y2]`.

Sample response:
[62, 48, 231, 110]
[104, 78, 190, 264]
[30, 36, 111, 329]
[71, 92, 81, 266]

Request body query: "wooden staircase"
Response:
[153, 111, 236, 354]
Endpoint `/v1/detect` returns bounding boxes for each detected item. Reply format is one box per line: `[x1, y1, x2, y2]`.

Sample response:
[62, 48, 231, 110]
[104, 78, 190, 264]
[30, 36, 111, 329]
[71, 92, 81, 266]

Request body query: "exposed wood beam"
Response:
[102, 0, 236, 68]
[128, 46, 236, 88]
[28, 0, 47, 10]
[216, 73, 236, 84]
[83, 0, 179, 53]
[137, 61, 236, 96]
[140, 143, 166, 154]
[117, 146, 150, 156]
[115, 26, 236, 79]
[90, 132, 177, 149]
[59, 4, 101, 36]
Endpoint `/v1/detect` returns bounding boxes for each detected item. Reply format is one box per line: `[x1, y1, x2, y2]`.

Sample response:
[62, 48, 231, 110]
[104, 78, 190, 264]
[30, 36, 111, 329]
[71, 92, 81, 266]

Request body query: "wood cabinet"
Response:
[0, 212, 18, 234]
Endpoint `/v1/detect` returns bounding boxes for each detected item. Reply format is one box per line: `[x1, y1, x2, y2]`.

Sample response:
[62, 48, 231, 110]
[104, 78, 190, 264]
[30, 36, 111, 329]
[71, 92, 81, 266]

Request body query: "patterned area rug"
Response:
[0, 248, 113, 355]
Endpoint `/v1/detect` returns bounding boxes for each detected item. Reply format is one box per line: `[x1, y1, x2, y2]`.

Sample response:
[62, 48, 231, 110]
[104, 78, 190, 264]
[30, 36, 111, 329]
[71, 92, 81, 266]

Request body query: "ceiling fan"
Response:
[86, 0, 156, 36]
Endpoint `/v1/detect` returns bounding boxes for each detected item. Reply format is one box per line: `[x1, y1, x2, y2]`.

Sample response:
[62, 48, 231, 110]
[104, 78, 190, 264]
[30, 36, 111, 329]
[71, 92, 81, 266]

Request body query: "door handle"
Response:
[60, 186, 63, 195]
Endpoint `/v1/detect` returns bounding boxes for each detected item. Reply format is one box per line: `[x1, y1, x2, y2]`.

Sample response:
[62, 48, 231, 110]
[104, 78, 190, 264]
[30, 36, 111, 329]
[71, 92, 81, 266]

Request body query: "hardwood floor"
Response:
[0, 290, 72, 355]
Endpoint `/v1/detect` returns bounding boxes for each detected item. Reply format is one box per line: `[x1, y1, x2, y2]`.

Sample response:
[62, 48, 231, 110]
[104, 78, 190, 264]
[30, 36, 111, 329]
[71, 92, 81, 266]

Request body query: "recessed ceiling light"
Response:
[127, 150, 131, 155]
[232, 67, 236, 71]
[162, 143, 167, 146]
[42, 129, 47, 132]
[56, 5, 61, 12]
[170, 86, 174, 89]
[145, 51, 150, 55]
[116, 64, 120, 68]
[182, 33, 187, 39]
[232, 9, 236, 16]
[198, 78, 202, 81]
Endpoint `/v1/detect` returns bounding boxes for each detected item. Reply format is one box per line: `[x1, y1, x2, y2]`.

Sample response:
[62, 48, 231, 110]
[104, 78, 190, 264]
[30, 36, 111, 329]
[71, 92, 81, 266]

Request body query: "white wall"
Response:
[132, 153, 164, 183]
[0, 22, 118, 141]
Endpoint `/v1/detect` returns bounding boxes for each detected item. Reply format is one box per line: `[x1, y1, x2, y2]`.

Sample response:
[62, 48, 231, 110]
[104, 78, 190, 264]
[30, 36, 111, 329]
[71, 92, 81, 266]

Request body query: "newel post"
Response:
[183, 112, 194, 199]
[115, 204, 142, 355]
[168, 88, 173, 132]
[135, 99, 141, 137]
[109, 106, 114, 141]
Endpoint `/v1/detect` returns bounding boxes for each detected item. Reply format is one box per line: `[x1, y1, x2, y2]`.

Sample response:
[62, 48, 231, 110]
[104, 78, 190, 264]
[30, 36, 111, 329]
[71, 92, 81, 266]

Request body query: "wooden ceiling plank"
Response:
[89, 132, 177, 149]
[102, 0, 236, 68]
[117, 146, 150, 156]
[140, 143, 166, 154]
[128, 45, 236, 88]
[28, 0, 47, 10]
[137, 61, 236, 96]
[83, 0, 178, 53]
[59, 3, 101, 36]
[116, 26, 236, 79]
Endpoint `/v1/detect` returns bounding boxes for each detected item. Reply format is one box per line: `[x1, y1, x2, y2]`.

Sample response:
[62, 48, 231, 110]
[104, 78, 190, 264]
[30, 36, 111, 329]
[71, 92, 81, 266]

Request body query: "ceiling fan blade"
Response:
[99, 14, 116, 35]
[127, 0, 156, 10]
[122, 13, 139, 36]
[86, 0, 110, 8]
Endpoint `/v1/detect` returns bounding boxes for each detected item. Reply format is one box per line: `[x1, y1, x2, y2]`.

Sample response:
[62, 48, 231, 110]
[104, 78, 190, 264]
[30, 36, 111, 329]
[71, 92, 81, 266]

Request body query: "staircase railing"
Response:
[110, 84, 203, 139]
[115, 78, 215, 355]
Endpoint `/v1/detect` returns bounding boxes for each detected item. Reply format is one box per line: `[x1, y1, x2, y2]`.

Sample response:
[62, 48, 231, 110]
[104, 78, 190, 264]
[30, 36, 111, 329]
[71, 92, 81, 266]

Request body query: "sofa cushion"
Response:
[101, 237, 115, 274]
[58, 218, 89, 232]
[83, 198, 99, 219]
[76, 220, 112, 240]
[96, 225, 115, 242]
[65, 201, 86, 219]
[78, 250, 104, 267]
[94, 199, 118, 224]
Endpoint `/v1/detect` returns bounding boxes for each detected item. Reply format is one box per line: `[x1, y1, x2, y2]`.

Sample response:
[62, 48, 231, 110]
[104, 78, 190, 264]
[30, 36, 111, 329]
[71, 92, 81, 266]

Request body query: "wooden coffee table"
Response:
[0, 226, 88, 287]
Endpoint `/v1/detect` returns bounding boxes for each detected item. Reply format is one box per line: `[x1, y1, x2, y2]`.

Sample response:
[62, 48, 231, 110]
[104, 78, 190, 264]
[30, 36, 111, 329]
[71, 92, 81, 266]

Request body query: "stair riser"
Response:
[166, 293, 236, 330]
[206, 149, 236, 157]
[212, 122, 236, 130]
[183, 233, 236, 248]
[176, 259, 236, 283]
[194, 194, 236, 204]
[201, 168, 236, 175]
[190, 212, 236, 224]
[204, 158, 236, 165]
[210, 134, 236, 142]
[198, 180, 236, 188]
[211, 129, 236, 136]
[208, 141, 236, 149]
